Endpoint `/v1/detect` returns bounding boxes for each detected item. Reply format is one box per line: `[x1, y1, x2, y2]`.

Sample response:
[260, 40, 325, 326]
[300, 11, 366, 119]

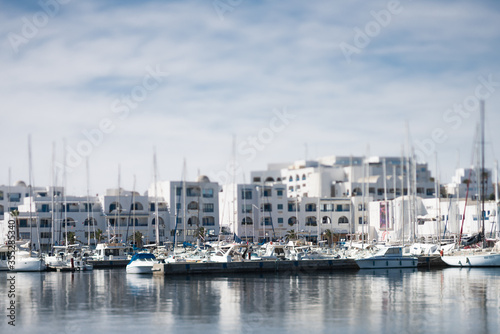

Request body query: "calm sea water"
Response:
[1, 267, 500, 334]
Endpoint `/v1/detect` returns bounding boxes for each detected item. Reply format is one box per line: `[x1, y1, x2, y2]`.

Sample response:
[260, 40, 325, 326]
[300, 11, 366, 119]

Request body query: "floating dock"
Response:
[153, 259, 358, 275]
[152, 255, 448, 275]
[87, 259, 130, 268]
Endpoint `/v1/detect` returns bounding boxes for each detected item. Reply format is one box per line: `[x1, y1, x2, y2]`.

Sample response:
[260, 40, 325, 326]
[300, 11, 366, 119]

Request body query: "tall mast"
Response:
[154, 149, 160, 246]
[28, 135, 34, 253]
[480, 100, 485, 247]
[51, 142, 56, 250]
[63, 138, 68, 247]
[86, 157, 91, 247]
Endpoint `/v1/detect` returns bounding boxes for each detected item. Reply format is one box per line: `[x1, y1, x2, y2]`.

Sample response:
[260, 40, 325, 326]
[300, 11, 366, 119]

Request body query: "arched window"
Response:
[305, 216, 317, 226]
[322, 216, 331, 224]
[302, 174, 306, 180]
[83, 218, 97, 226]
[288, 216, 297, 226]
[241, 217, 253, 225]
[130, 202, 144, 211]
[109, 202, 122, 212]
[338, 216, 349, 224]
[62, 217, 76, 228]
[296, 175, 300, 181]
[0, 204, 4, 216]
[265, 177, 275, 182]
[289, 176, 293, 182]
[152, 217, 165, 226]
[187, 201, 199, 210]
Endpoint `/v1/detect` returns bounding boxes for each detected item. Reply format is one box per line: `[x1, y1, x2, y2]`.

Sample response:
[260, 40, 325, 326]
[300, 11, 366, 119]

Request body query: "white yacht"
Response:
[355, 246, 418, 269]
[126, 253, 158, 274]
[441, 241, 500, 267]
[45, 245, 93, 271]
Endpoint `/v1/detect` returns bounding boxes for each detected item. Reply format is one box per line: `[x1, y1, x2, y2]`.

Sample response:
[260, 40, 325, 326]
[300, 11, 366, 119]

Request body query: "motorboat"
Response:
[355, 246, 418, 269]
[45, 245, 93, 271]
[126, 253, 158, 274]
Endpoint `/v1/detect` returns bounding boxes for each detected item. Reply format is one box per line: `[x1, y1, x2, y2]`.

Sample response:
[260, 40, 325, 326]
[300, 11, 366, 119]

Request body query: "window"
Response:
[19, 219, 28, 228]
[289, 176, 293, 182]
[203, 203, 214, 213]
[305, 216, 317, 226]
[241, 189, 253, 200]
[288, 202, 299, 212]
[176, 187, 182, 196]
[0, 191, 3, 200]
[186, 187, 201, 197]
[276, 189, 284, 197]
[187, 217, 199, 226]
[261, 187, 271, 197]
[289, 186, 294, 192]
[203, 188, 214, 198]
[305, 203, 316, 212]
[241, 204, 252, 213]
[288, 216, 297, 226]
[0, 205, 4, 216]
[40, 218, 51, 228]
[277, 204, 283, 210]
[187, 201, 199, 210]
[322, 216, 331, 224]
[296, 175, 300, 181]
[109, 202, 122, 212]
[8, 193, 21, 202]
[40, 232, 51, 239]
[302, 174, 306, 180]
[84, 218, 97, 226]
[261, 203, 272, 212]
[278, 217, 284, 224]
[338, 216, 349, 224]
[152, 217, 165, 226]
[261, 217, 272, 226]
[253, 177, 261, 183]
[62, 218, 76, 228]
[202, 216, 215, 226]
[241, 217, 253, 225]
[175, 202, 181, 211]
[131, 202, 144, 211]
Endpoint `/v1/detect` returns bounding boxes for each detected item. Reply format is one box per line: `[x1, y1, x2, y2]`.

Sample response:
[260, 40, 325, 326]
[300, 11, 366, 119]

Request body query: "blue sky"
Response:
[1, 0, 500, 195]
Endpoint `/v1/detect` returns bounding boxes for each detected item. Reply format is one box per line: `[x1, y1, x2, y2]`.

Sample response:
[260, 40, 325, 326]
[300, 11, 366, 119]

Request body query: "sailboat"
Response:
[441, 101, 500, 267]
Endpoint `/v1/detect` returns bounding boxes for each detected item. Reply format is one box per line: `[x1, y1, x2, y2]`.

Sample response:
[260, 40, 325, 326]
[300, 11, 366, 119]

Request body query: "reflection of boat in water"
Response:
[0, 245, 10, 271]
[126, 253, 157, 274]
[355, 246, 418, 269]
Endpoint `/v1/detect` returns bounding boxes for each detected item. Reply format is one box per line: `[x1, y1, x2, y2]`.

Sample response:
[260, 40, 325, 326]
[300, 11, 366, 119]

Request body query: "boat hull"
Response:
[12, 258, 46, 272]
[441, 253, 500, 267]
[356, 257, 418, 269]
[126, 264, 154, 274]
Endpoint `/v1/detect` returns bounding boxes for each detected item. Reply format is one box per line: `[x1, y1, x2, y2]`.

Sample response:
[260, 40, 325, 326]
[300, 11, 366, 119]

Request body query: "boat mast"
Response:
[495, 160, 499, 239]
[86, 157, 90, 247]
[51, 142, 56, 250]
[154, 150, 160, 246]
[480, 100, 486, 248]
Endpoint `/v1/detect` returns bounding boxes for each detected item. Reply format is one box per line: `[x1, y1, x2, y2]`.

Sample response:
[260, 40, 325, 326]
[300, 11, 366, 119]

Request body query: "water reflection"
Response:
[1, 268, 499, 334]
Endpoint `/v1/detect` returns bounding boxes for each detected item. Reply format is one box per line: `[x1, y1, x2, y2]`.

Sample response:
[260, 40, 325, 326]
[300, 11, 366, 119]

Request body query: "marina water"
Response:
[1, 268, 500, 334]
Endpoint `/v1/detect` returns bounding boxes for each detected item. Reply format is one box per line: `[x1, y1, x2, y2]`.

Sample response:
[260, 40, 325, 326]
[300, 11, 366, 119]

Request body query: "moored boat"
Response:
[126, 253, 157, 274]
[355, 246, 418, 269]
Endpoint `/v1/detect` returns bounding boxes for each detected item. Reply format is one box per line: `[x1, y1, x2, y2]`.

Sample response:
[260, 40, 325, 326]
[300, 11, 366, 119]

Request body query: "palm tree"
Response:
[95, 229, 106, 244]
[65, 232, 81, 245]
[195, 226, 205, 241]
[322, 229, 333, 248]
[285, 229, 298, 242]
[128, 231, 144, 248]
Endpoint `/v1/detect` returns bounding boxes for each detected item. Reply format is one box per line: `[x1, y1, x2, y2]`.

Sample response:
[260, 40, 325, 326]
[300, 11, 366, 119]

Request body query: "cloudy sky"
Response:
[1, 0, 500, 195]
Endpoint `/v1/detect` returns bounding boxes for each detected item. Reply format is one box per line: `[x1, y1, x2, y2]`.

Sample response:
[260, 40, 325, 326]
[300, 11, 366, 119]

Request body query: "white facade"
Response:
[368, 196, 500, 243]
[445, 167, 495, 199]
[153, 176, 220, 243]
[0, 184, 169, 251]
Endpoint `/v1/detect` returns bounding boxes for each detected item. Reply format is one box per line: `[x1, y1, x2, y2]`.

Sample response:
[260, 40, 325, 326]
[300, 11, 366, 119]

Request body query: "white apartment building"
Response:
[0, 183, 169, 251]
[153, 175, 220, 243]
[220, 182, 370, 242]
[444, 167, 496, 199]
[368, 196, 500, 243]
